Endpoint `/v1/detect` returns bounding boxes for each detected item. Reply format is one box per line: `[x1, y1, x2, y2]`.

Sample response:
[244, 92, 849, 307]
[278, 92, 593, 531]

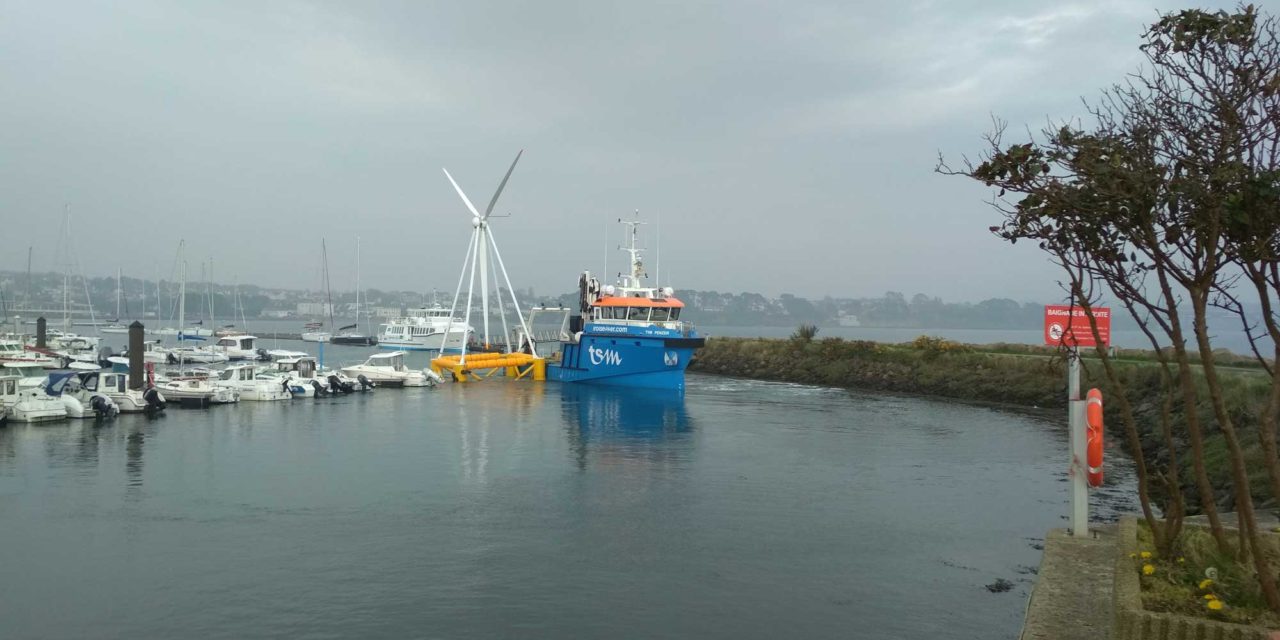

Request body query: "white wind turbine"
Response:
[441, 150, 535, 362]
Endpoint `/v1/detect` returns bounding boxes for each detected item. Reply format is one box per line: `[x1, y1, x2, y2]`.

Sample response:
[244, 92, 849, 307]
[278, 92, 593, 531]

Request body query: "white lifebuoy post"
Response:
[1067, 349, 1088, 537]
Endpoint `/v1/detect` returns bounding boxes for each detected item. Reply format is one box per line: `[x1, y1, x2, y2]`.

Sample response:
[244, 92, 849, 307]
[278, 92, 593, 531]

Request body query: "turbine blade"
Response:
[483, 149, 523, 219]
[443, 168, 482, 218]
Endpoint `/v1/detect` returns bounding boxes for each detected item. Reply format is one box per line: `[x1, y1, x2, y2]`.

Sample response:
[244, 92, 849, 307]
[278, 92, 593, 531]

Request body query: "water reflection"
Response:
[559, 385, 695, 470]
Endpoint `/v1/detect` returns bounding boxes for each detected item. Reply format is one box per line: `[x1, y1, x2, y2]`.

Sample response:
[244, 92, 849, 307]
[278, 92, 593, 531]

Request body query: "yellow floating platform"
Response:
[430, 352, 546, 383]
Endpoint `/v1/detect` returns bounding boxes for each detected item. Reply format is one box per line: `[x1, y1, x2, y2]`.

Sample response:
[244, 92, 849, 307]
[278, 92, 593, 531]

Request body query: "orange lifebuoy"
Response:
[1086, 388, 1104, 487]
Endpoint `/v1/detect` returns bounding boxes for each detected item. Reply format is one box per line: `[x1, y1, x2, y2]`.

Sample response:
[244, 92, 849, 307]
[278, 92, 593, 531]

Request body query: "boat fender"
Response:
[1086, 388, 1104, 488]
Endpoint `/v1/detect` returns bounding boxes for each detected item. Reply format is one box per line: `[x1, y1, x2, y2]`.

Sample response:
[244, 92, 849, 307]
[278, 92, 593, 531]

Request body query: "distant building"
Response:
[262, 309, 292, 319]
[837, 313, 860, 327]
[296, 302, 333, 317]
[371, 306, 401, 318]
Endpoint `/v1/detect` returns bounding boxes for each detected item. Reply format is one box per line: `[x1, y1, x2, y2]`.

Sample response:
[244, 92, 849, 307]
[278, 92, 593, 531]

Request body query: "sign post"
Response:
[1044, 305, 1111, 537]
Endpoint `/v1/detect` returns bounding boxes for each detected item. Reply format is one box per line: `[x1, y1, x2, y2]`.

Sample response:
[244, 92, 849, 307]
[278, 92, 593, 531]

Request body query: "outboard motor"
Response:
[309, 379, 328, 397]
[98, 346, 115, 369]
[327, 374, 353, 394]
[256, 348, 269, 361]
[356, 374, 374, 392]
[90, 394, 119, 419]
[167, 352, 178, 365]
[142, 387, 166, 413]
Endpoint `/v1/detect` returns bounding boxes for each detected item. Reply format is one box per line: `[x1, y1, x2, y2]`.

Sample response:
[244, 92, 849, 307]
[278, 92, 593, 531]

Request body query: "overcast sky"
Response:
[0, 1, 1235, 301]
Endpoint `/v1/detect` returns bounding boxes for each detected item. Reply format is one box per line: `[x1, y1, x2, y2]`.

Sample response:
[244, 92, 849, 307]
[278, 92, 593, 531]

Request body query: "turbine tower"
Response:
[441, 150, 534, 362]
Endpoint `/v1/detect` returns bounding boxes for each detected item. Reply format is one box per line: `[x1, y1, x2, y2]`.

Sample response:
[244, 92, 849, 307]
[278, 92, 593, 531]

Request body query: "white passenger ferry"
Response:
[377, 306, 472, 352]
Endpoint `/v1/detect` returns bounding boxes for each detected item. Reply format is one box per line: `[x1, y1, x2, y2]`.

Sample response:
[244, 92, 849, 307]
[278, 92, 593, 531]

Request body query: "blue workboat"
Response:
[546, 218, 704, 390]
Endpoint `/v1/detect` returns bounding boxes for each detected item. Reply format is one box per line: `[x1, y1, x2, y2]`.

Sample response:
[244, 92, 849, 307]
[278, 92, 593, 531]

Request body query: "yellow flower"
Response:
[1129, 553, 1137, 558]
[1199, 579, 1214, 590]
[1140, 551, 1153, 559]
[1207, 599, 1224, 611]
[1142, 564, 1155, 576]
[1177, 557, 1185, 564]
[1204, 594, 1217, 600]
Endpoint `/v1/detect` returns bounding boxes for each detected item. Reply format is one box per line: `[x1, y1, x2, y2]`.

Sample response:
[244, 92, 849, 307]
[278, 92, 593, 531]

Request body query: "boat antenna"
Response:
[24, 246, 32, 309]
[656, 210, 660, 291]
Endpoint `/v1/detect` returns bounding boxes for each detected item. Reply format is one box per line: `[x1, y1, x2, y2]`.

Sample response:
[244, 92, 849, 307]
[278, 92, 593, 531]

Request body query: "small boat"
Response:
[42, 371, 118, 419]
[0, 372, 68, 422]
[302, 240, 337, 343]
[154, 376, 239, 406]
[214, 335, 263, 361]
[70, 371, 165, 414]
[213, 364, 292, 401]
[264, 349, 310, 361]
[0, 339, 59, 368]
[332, 236, 377, 346]
[547, 217, 704, 390]
[341, 352, 440, 387]
[260, 356, 372, 397]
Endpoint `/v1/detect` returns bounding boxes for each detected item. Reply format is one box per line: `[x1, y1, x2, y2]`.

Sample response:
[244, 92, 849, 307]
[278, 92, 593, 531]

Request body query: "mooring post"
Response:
[129, 321, 145, 391]
[36, 316, 46, 348]
[1067, 350, 1088, 536]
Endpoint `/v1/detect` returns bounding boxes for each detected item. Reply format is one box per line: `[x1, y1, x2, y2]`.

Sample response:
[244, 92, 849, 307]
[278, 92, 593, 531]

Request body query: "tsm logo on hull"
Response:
[588, 345, 623, 366]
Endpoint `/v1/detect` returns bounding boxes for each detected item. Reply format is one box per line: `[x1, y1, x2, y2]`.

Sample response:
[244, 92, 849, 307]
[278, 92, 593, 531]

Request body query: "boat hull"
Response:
[331, 335, 377, 346]
[377, 331, 466, 352]
[547, 325, 703, 391]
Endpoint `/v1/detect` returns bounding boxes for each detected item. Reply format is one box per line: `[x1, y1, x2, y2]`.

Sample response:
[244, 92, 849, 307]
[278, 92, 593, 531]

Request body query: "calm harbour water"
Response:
[0, 346, 1135, 639]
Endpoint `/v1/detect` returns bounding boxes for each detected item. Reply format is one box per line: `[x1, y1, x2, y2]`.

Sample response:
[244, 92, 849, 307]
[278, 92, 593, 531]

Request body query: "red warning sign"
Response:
[1044, 305, 1111, 348]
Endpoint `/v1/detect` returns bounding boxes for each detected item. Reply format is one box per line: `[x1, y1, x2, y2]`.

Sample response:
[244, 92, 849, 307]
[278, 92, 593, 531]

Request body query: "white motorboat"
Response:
[264, 349, 310, 361]
[214, 335, 262, 361]
[0, 373, 67, 422]
[71, 371, 165, 414]
[213, 364, 292, 401]
[260, 356, 372, 397]
[341, 351, 440, 387]
[300, 330, 332, 343]
[0, 340, 59, 367]
[154, 376, 239, 405]
[42, 372, 118, 419]
[377, 306, 471, 352]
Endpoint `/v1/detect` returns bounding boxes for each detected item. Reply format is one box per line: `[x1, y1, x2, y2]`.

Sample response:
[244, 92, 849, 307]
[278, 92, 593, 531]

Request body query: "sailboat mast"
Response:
[208, 257, 215, 330]
[178, 260, 186, 339]
[355, 235, 361, 335]
[323, 239, 334, 329]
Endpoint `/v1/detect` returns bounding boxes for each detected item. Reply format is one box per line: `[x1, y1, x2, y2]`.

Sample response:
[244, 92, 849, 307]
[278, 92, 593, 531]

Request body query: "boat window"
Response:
[115, 376, 125, 392]
[219, 369, 234, 381]
[3, 380, 13, 394]
[650, 307, 670, 321]
[240, 369, 252, 381]
[670, 308, 681, 320]
[628, 307, 649, 321]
